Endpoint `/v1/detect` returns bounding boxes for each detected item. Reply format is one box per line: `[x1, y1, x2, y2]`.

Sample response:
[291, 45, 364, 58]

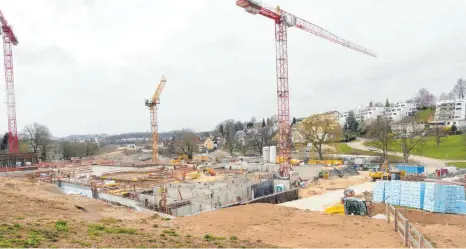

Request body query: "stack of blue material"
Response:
[399, 181, 426, 209]
[385, 180, 402, 205]
[372, 180, 388, 202]
[455, 201, 466, 214]
[423, 183, 466, 213]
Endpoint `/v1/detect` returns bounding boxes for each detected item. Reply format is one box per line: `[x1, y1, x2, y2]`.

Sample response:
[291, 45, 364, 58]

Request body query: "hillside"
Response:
[0, 177, 266, 248]
[0, 177, 405, 248]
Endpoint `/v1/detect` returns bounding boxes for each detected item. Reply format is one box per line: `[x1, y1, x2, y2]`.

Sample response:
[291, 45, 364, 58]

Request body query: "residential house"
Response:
[434, 99, 466, 127]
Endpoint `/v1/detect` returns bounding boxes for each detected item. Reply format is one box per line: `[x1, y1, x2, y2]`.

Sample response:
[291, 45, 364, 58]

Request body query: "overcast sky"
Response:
[0, 0, 465, 137]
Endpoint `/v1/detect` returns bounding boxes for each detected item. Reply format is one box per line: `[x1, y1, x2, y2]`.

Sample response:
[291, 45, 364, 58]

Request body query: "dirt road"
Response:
[176, 203, 402, 248]
[280, 181, 375, 211]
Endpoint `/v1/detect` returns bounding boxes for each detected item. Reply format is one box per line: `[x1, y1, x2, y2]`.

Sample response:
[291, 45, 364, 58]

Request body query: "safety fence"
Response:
[385, 203, 433, 248]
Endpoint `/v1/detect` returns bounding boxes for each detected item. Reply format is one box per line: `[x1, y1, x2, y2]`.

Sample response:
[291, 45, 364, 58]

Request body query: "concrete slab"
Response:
[279, 182, 375, 212]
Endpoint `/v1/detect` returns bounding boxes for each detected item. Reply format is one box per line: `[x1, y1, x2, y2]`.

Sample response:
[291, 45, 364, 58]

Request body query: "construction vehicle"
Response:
[204, 168, 216, 176]
[369, 160, 406, 181]
[324, 188, 371, 216]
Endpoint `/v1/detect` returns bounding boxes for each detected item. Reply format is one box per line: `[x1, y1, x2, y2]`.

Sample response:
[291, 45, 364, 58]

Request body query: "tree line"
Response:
[159, 116, 279, 159]
[0, 122, 99, 161]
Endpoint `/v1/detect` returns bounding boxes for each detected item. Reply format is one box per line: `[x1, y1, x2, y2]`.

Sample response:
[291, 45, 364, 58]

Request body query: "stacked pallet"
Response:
[423, 183, 465, 214]
[372, 180, 388, 202]
[385, 180, 402, 205]
[400, 181, 426, 209]
[372, 180, 466, 214]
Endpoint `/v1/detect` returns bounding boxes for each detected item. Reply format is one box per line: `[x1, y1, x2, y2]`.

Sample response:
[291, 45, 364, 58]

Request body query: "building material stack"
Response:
[385, 180, 402, 205]
[400, 181, 426, 209]
[374, 180, 466, 214]
[423, 183, 465, 213]
[372, 180, 387, 202]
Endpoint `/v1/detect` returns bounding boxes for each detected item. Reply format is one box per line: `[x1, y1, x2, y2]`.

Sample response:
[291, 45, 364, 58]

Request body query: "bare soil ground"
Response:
[299, 172, 370, 198]
[176, 203, 403, 248]
[371, 203, 466, 247]
[396, 206, 466, 248]
[0, 177, 266, 248]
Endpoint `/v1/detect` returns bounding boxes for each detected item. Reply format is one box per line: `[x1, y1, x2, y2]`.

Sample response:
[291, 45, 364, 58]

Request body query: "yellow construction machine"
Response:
[369, 160, 406, 181]
[324, 189, 371, 216]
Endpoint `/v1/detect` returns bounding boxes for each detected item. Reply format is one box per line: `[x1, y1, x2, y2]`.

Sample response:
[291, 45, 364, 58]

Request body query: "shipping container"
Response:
[395, 165, 425, 175]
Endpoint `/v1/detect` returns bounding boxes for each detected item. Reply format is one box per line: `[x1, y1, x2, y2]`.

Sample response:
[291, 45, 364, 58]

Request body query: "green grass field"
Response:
[334, 143, 412, 163]
[415, 109, 435, 122]
[446, 162, 466, 168]
[364, 135, 466, 160]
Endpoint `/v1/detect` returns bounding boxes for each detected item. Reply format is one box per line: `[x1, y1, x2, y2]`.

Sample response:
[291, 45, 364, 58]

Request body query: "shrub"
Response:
[55, 221, 69, 232]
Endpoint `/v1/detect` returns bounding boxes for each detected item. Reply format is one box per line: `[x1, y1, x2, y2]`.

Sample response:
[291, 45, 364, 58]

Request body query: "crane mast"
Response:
[236, 0, 376, 177]
[145, 76, 167, 164]
[0, 10, 19, 154]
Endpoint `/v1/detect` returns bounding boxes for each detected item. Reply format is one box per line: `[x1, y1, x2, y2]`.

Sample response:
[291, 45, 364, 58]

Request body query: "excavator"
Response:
[324, 189, 371, 216]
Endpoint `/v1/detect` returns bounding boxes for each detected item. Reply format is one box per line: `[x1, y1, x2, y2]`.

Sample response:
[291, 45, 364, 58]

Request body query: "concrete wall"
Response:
[59, 182, 93, 198]
[292, 165, 322, 180]
[139, 194, 157, 207]
[0, 170, 38, 177]
[274, 179, 291, 192]
[171, 203, 213, 216]
[99, 192, 138, 208]
[251, 180, 274, 199]
[229, 163, 279, 172]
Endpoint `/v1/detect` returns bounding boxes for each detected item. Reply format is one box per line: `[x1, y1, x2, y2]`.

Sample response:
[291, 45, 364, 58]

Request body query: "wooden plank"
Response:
[404, 219, 409, 247]
[408, 232, 418, 248]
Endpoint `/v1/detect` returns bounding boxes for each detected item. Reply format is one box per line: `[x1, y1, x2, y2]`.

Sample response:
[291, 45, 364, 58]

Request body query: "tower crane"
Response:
[0, 10, 19, 153]
[236, 0, 376, 177]
[145, 76, 167, 164]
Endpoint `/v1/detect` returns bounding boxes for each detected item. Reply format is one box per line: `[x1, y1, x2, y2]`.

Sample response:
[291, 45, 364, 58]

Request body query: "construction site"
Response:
[1, 0, 466, 248]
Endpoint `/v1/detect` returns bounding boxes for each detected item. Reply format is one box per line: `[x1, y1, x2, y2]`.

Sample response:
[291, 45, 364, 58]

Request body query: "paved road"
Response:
[347, 139, 466, 173]
[279, 182, 375, 212]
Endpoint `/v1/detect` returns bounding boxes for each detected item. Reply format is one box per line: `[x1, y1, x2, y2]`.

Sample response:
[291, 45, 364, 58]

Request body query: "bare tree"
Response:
[367, 116, 393, 160]
[21, 123, 52, 160]
[247, 117, 277, 156]
[452, 78, 466, 99]
[173, 129, 199, 159]
[223, 120, 238, 155]
[431, 123, 448, 147]
[439, 92, 449, 101]
[298, 115, 341, 160]
[395, 117, 425, 163]
[414, 88, 436, 108]
[234, 131, 248, 156]
[448, 91, 456, 101]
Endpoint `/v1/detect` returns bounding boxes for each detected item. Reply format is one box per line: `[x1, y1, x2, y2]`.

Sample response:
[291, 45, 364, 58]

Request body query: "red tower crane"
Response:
[236, 0, 376, 177]
[0, 10, 19, 153]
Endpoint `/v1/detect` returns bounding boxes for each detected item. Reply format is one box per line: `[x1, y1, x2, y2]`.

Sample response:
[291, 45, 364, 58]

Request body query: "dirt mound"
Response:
[300, 172, 370, 198]
[396, 206, 466, 248]
[371, 203, 466, 247]
[0, 177, 267, 248]
[176, 203, 402, 248]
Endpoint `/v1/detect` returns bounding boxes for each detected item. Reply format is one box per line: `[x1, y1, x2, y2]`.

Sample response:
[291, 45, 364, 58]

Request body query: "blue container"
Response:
[396, 165, 424, 175]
